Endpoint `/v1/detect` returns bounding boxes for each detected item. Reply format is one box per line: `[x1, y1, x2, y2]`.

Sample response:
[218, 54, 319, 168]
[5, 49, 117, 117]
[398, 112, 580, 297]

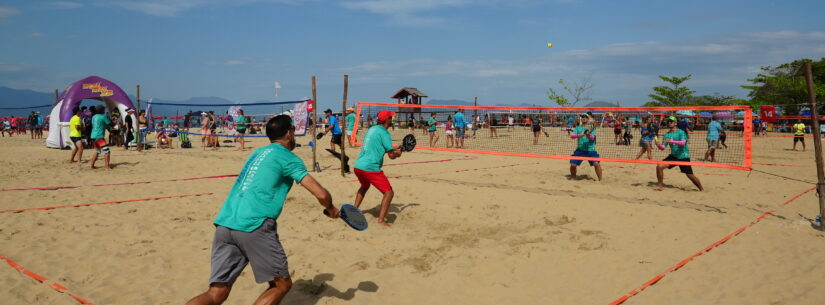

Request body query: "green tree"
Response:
[546, 77, 593, 107]
[742, 58, 825, 115]
[688, 93, 739, 106]
[644, 75, 695, 107]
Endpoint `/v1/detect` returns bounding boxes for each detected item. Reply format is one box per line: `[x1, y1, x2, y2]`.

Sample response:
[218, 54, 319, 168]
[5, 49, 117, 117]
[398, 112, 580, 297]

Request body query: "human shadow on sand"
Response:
[286, 273, 378, 305]
[361, 203, 420, 224]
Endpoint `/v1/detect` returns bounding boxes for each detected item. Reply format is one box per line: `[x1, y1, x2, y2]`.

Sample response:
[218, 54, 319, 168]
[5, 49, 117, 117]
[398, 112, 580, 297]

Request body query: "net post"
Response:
[311, 76, 318, 172]
[341, 75, 348, 177]
[743, 107, 753, 169]
[804, 61, 825, 229]
[136, 84, 142, 152]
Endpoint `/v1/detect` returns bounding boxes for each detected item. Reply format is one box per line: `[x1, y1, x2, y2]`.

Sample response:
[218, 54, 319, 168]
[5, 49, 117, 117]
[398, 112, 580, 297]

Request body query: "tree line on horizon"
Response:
[546, 58, 825, 115]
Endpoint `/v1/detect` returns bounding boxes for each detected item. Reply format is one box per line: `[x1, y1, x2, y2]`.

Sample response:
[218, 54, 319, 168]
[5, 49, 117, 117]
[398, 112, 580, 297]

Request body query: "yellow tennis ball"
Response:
[547, 43, 553, 48]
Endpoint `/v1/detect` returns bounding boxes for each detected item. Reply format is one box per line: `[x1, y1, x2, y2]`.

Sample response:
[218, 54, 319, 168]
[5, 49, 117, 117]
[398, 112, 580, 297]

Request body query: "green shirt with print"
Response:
[664, 129, 690, 159]
[214, 144, 308, 232]
[573, 125, 597, 151]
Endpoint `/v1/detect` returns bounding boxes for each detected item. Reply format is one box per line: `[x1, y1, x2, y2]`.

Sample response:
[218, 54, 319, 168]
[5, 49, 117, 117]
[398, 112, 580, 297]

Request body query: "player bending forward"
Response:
[353, 110, 404, 227]
[185, 115, 339, 305]
[654, 116, 703, 191]
[569, 113, 603, 181]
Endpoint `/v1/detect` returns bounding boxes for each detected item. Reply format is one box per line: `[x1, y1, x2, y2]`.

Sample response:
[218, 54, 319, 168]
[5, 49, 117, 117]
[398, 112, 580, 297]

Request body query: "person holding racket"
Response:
[654, 116, 703, 191]
[353, 110, 404, 227]
[569, 113, 603, 181]
[186, 115, 339, 305]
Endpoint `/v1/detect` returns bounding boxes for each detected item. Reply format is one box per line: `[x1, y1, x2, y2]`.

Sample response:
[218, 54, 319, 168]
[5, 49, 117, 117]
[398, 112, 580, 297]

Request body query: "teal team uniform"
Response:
[346, 113, 356, 133]
[662, 128, 694, 174]
[214, 144, 309, 232]
[91, 114, 111, 140]
[355, 125, 393, 172]
[236, 115, 247, 131]
[427, 117, 437, 132]
[570, 125, 599, 166]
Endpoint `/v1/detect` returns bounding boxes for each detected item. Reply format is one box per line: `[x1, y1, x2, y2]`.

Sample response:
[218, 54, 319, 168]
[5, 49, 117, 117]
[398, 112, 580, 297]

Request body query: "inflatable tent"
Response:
[46, 76, 137, 149]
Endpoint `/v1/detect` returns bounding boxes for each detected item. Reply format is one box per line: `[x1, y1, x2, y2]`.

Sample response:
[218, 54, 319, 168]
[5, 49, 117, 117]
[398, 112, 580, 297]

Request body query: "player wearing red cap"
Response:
[353, 110, 403, 227]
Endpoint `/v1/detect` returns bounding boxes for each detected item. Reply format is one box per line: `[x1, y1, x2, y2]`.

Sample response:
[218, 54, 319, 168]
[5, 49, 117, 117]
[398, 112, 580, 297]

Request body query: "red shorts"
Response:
[354, 168, 392, 193]
[93, 138, 107, 149]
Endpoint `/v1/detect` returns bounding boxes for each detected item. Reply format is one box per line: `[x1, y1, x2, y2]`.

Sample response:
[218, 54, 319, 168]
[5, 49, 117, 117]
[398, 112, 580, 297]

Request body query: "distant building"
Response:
[391, 87, 428, 114]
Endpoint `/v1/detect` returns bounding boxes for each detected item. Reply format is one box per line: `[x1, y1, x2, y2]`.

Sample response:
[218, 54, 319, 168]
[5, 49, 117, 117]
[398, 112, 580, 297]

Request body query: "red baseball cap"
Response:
[377, 110, 395, 122]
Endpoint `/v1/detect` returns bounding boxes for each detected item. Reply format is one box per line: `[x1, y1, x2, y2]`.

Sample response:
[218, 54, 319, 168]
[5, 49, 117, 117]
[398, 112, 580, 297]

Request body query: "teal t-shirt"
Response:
[91, 114, 111, 140]
[354, 125, 393, 172]
[573, 125, 597, 151]
[664, 129, 690, 159]
[214, 144, 309, 232]
[236, 115, 247, 131]
[427, 117, 437, 131]
[346, 113, 356, 130]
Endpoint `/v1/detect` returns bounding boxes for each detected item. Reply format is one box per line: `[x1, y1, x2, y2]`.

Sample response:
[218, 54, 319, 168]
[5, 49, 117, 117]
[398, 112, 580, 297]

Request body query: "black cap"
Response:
[324, 109, 332, 113]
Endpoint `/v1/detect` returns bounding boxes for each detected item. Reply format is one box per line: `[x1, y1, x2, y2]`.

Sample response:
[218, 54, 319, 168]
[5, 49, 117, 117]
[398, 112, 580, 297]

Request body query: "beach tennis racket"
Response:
[324, 203, 368, 231]
[316, 132, 325, 140]
[400, 134, 416, 152]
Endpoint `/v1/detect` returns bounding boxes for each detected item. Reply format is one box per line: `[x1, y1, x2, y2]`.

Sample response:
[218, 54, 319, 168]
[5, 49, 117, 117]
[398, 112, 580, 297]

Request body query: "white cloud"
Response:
[0, 7, 21, 19]
[49, 1, 84, 9]
[107, 0, 308, 17]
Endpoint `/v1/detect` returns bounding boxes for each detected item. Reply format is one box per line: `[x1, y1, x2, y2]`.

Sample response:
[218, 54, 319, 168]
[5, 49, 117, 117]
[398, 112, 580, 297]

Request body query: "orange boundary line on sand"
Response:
[0, 175, 238, 192]
[1, 255, 94, 305]
[608, 186, 816, 305]
[0, 193, 213, 213]
[753, 162, 805, 167]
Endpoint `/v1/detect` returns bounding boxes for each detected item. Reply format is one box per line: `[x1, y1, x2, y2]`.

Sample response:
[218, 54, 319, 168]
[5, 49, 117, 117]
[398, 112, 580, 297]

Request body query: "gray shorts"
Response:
[209, 218, 289, 285]
[455, 127, 465, 138]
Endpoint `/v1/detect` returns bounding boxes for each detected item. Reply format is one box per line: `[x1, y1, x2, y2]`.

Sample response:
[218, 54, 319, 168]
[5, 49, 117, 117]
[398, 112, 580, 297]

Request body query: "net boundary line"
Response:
[0, 192, 213, 213]
[352, 103, 753, 171]
[607, 186, 816, 305]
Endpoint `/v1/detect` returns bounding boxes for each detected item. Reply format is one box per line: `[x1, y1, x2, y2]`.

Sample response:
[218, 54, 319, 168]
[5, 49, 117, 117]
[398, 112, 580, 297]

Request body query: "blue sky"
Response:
[1, 0, 824, 110]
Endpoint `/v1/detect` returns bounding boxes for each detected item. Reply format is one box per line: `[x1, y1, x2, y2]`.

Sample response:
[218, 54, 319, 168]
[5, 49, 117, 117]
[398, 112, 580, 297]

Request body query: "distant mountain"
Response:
[426, 99, 473, 106]
[0, 87, 55, 116]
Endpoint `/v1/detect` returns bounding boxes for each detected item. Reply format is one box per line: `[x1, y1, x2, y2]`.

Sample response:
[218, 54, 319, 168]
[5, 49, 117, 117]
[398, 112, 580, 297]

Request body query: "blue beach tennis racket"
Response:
[324, 203, 368, 231]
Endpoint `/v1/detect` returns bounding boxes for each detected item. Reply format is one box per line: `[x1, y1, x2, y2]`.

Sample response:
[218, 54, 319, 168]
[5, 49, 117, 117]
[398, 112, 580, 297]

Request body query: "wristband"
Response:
[587, 134, 595, 140]
[570, 134, 581, 139]
[657, 144, 666, 151]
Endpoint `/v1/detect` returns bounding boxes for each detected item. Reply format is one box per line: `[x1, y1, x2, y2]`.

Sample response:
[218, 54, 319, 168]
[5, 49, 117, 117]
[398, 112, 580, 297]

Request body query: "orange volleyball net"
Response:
[351, 102, 752, 171]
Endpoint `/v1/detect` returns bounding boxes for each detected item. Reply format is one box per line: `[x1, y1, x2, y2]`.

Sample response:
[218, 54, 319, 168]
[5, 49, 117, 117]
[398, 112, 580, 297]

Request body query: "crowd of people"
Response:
[1, 111, 46, 138]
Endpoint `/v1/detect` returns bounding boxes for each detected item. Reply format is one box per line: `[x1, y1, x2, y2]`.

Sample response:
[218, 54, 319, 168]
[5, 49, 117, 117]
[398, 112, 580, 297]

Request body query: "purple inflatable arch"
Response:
[58, 76, 135, 121]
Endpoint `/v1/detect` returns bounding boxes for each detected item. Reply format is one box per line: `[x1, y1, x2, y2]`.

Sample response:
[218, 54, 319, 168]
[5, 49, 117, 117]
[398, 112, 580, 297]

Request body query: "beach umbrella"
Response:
[699, 112, 713, 117]
[735, 111, 745, 117]
[716, 111, 732, 118]
[676, 110, 696, 116]
[153, 115, 164, 119]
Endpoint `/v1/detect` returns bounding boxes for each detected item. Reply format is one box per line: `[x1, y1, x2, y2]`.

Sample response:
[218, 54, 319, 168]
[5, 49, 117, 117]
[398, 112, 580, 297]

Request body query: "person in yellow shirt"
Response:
[69, 106, 84, 163]
[792, 119, 806, 151]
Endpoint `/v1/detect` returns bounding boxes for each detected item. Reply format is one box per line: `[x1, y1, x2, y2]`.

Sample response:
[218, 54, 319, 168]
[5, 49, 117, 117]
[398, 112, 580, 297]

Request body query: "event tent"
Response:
[46, 76, 137, 149]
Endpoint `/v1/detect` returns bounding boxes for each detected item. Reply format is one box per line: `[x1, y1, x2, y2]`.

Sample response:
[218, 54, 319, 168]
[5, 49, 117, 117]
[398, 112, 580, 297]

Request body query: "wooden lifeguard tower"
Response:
[391, 87, 427, 114]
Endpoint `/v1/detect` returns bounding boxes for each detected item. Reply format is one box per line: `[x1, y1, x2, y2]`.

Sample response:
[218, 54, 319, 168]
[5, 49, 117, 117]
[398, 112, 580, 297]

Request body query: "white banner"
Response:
[292, 101, 308, 136]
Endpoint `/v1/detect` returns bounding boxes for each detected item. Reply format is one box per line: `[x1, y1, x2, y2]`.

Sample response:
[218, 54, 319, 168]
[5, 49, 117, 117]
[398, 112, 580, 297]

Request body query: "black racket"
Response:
[324, 204, 368, 231]
[401, 134, 416, 152]
[316, 132, 325, 140]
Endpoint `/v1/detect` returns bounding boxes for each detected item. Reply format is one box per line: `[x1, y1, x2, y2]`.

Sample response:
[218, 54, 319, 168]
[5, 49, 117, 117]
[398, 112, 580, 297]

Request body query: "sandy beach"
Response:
[2, 131, 824, 305]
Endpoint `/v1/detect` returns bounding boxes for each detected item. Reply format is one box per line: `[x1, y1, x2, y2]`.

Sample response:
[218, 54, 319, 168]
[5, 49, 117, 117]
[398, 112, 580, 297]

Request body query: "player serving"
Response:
[353, 110, 404, 227]
[569, 113, 603, 181]
[654, 116, 703, 191]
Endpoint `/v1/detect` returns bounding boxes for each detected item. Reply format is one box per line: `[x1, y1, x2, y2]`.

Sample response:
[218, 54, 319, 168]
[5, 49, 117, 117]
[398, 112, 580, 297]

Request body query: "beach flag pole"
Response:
[341, 74, 349, 177]
[312, 76, 318, 172]
[54, 89, 58, 102]
[136, 84, 142, 152]
[803, 61, 825, 229]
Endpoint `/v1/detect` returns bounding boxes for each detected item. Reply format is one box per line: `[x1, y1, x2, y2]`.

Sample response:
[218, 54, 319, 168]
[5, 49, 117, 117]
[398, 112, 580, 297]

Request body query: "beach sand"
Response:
[1, 131, 824, 305]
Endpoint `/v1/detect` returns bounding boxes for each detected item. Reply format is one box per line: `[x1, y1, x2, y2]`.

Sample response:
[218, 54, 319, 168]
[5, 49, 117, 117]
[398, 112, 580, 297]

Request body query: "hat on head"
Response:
[201, 112, 208, 116]
[377, 110, 395, 123]
[324, 109, 332, 114]
[347, 107, 354, 112]
[238, 109, 244, 114]
[126, 108, 135, 113]
[665, 116, 677, 122]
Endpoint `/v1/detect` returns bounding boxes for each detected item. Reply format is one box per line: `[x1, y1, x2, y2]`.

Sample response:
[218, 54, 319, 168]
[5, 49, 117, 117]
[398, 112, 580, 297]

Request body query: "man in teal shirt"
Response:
[655, 116, 703, 191]
[427, 112, 440, 147]
[186, 115, 339, 305]
[353, 110, 403, 227]
[90, 105, 112, 170]
[453, 109, 466, 148]
[704, 115, 723, 162]
[345, 107, 356, 148]
[568, 113, 603, 181]
[235, 109, 248, 151]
